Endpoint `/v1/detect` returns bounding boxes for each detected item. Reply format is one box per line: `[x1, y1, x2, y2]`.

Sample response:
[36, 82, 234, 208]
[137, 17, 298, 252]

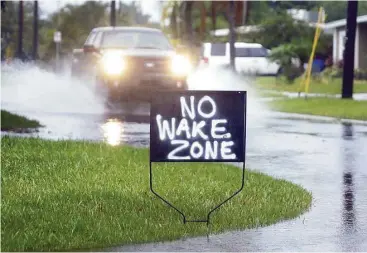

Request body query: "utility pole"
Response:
[342, 0, 358, 99]
[111, 0, 116, 27]
[228, 0, 236, 70]
[16, 0, 24, 60]
[32, 0, 39, 61]
[1, 1, 5, 12]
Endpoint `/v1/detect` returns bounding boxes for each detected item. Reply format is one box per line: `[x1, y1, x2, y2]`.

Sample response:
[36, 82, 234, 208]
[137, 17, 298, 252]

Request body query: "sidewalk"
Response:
[269, 111, 367, 126]
[264, 90, 367, 101]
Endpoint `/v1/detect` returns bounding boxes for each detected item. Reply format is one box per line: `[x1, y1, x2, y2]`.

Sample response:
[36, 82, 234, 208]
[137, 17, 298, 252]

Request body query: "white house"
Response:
[210, 12, 367, 71]
[322, 15, 367, 70]
[210, 9, 319, 37]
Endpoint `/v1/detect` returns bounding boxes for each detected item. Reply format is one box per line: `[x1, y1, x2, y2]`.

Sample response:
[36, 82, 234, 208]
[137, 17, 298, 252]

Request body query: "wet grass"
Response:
[257, 90, 286, 98]
[256, 77, 367, 94]
[268, 97, 367, 120]
[1, 136, 312, 251]
[1, 110, 42, 131]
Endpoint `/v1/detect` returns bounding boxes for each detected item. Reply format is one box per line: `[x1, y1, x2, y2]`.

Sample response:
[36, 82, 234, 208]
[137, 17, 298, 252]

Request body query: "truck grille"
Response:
[127, 56, 171, 74]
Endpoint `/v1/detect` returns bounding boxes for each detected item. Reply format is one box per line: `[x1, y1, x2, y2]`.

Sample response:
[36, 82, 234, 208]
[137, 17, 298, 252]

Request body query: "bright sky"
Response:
[39, 0, 162, 22]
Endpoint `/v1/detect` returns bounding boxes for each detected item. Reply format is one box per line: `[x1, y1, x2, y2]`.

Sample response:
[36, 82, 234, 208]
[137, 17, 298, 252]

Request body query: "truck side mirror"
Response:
[83, 44, 99, 53]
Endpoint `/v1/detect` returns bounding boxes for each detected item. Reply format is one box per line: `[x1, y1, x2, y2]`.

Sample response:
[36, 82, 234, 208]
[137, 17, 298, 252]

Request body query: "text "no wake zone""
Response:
[156, 95, 236, 160]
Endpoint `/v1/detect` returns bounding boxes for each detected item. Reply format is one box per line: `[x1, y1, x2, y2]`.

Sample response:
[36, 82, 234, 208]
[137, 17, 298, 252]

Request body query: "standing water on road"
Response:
[1, 61, 150, 144]
[1, 63, 266, 144]
[2, 62, 367, 251]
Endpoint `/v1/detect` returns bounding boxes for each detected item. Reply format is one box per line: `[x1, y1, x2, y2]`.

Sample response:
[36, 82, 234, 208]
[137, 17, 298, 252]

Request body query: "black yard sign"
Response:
[149, 90, 247, 225]
[150, 91, 246, 162]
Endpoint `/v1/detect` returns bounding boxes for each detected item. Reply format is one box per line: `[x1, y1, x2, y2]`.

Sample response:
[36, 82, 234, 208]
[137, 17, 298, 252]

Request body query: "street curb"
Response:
[262, 90, 367, 101]
[269, 111, 367, 126]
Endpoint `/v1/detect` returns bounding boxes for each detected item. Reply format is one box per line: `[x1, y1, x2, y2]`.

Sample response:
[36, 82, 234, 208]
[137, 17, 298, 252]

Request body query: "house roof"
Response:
[322, 15, 367, 30]
[91, 26, 162, 33]
[211, 15, 367, 37]
[210, 25, 259, 36]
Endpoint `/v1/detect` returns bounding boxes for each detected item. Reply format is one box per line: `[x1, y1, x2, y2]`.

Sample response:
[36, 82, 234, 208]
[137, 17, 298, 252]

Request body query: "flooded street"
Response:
[2, 63, 367, 251]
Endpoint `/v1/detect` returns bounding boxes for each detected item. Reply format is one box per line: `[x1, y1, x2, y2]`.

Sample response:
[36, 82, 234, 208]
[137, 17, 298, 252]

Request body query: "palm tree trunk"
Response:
[170, 2, 178, 39]
[228, 0, 236, 70]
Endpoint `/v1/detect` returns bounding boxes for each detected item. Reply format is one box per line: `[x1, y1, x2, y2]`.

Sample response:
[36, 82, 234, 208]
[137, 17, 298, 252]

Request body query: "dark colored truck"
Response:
[71, 26, 191, 101]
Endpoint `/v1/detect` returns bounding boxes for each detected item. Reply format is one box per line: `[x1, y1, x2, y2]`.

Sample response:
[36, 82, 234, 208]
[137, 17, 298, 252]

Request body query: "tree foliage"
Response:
[1, 1, 36, 59]
[318, 1, 367, 22]
[1, 0, 155, 61]
[247, 10, 333, 82]
[3, 0, 367, 63]
[247, 0, 367, 23]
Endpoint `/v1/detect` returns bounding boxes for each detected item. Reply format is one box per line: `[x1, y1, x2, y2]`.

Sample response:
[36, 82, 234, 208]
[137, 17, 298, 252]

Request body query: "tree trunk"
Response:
[110, 0, 116, 26]
[32, 0, 38, 61]
[16, 0, 24, 59]
[228, 0, 236, 70]
[211, 2, 216, 31]
[184, 1, 193, 46]
[170, 2, 178, 39]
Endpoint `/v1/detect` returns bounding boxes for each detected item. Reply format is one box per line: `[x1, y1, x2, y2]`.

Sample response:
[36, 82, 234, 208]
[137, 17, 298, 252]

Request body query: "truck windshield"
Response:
[100, 31, 173, 50]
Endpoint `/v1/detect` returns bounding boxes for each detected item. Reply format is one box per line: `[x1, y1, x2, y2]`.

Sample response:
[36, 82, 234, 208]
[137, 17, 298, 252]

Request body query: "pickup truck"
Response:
[71, 26, 192, 101]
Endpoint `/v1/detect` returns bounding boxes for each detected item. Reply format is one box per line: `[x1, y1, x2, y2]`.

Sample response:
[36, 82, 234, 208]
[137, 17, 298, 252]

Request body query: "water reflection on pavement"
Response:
[2, 105, 366, 251]
[106, 116, 367, 252]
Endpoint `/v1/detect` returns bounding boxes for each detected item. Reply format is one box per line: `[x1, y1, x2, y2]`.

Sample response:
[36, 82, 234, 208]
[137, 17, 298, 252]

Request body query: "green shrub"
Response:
[354, 68, 367, 80]
[321, 66, 367, 81]
[268, 44, 304, 84]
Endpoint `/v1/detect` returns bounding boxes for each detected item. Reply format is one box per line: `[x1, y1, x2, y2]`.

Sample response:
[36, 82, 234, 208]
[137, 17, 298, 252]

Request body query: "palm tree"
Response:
[160, 1, 179, 35]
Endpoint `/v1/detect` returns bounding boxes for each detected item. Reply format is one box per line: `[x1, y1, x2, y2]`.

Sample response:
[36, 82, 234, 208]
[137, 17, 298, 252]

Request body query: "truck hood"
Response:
[101, 48, 176, 58]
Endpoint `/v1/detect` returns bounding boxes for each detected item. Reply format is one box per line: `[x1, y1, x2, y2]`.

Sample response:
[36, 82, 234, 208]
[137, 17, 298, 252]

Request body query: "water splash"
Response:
[1, 61, 106, 115]
[1, 62, 270, 138]
[187, 66, 270, 127]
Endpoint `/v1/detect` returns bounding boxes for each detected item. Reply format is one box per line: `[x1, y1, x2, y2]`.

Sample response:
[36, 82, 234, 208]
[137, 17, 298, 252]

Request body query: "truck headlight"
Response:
[101, 52, 125, 75]
[171, 55, 192, 76]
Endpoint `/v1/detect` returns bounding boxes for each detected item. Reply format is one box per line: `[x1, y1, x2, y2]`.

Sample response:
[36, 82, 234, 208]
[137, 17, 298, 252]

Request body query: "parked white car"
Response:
[199, 42, 281, 76]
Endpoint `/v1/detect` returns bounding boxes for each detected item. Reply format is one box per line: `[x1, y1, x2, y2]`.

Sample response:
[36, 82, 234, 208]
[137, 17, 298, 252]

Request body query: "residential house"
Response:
[322, 15, 367, 70]
[211, 9, 319, 37]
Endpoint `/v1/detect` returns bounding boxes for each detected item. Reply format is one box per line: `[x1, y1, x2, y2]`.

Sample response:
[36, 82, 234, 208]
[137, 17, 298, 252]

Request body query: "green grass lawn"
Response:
[256, 90, 287, 98]
[268, 97, 367, 120]
[1, 136, 312, 251]
[256, 77, 367, 94]
[1, 110, 42, 131]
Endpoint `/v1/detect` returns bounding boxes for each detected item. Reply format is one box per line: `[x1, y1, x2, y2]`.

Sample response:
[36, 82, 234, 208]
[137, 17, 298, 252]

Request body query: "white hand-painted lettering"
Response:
[180, 96, 196, 120]
[156, 115, 176, 141]
[167, 140, 191, 160]
[157, 95, 238, 160]
[205, 141, 218, 159]
[211, 119, 230, 139]
[190, 141, 204, 159]
[197, 95, 216, 118]
[192, 121, 208, 140]
[221, 141, 236, 159]
[176, 118, 191, 139]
